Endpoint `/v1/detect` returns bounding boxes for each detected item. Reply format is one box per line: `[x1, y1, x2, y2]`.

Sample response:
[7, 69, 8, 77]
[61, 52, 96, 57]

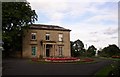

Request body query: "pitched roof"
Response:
[29, 24, 71, 31]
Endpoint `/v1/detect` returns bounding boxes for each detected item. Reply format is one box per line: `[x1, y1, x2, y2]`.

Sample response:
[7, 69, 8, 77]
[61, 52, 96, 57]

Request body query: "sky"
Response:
[27, 0, 119, 50]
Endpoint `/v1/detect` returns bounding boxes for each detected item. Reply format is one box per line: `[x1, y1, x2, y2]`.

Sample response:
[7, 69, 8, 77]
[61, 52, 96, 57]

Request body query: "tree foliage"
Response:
[74, 39, 84, 50]
[2, 2, 37, 57]
[71, 39, 85, 57]
[70, 41, 74, 57]
[86, 45, 97, 57]
[99, 44, 120, 57]
[70, 39, 98, 57]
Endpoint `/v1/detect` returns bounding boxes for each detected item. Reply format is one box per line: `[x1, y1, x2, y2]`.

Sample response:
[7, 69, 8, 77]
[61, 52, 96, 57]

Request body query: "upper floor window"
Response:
[59, 34, 63, 41]
[31, 33, 36, 40]
[46, 33, 50, 40]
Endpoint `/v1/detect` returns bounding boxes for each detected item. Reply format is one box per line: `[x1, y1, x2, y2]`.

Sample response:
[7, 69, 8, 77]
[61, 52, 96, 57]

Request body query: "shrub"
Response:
[108, 61, 120, 76]
[82, 58, 94, 62]
[31, 57, 39, 62]
[39, 55, 43, 59]
[112, 56, 120, 58]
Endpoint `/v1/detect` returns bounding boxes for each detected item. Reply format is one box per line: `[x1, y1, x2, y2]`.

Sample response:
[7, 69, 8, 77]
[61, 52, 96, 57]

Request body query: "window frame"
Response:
[31, 32, 37, 40]
[58, 33, 63, 42]
[46, 33, 50, 41]
[59, 46, 63, 56]
[31, 46, 37, 56]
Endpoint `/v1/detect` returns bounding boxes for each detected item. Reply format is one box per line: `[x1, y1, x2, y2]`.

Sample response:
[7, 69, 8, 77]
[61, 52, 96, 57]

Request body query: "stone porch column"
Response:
[43, 44, 46, 57]
[53, 45, 55, 57]
[52, 45, 54, 57]
[54, 44, 56, 57]
[42, 44, 45, 57]
[44, 44, 46, 57]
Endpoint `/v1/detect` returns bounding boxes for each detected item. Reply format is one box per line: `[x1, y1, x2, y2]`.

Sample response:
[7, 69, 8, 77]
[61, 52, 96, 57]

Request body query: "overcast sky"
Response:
[27, 0, 119, 49]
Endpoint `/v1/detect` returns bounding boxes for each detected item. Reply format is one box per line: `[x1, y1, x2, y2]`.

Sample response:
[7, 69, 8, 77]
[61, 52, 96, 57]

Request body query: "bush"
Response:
[31, 57, 39, 62]
[100, 44, 120, 57]
[108, 61, 120, 76]
[81, 58, 94, 62]
[112, 56, 120, 58]
[39, 55, 43, 59]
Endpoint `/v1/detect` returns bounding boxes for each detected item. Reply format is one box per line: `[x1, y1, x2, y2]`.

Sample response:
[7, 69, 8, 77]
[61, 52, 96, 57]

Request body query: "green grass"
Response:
[94, 57, 120, 77]
[109, 58, 120, 61]
[95, 65, 113, 76]
[98, 57, 120, 61]
[28, 60, 49, 64]
[94, 63, 117, 77]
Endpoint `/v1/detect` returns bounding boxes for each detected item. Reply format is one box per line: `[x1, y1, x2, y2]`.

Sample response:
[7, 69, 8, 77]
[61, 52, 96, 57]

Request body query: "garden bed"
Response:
[31, 57, 96, 63]
[31, 58, 39, 62]
[45, 57, 80, 62]
[81, 58, 94, 62]
[112, 56, 120, 59]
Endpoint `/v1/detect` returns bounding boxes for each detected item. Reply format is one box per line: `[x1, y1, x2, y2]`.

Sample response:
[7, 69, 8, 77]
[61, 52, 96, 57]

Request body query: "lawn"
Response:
[94, 58, 120, 77]
[94, 64, 114, 77]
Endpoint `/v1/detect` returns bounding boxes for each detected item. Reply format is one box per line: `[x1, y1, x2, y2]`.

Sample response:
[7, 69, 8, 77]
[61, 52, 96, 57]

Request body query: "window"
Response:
[31, 46, 37, 55]
[59, 47, 63, 56]
[46, 33, 50, 40]
[59, 34, 63, 41]
[31, 33, 36, 40]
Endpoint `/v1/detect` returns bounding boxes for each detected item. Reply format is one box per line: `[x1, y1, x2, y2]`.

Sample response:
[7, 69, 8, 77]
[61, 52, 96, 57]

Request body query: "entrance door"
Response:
[46, 44, 52, 57]
[46, 48, 50, 57]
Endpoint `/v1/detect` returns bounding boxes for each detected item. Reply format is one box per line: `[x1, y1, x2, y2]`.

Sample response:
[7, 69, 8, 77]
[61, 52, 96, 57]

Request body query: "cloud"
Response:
[61, 21, 118, 49]
[28, 1, 118, 25]
[103, 27, 118, 35]
[28, 0, 119, 2]
[85, 14, 117, 24]
[87, 39, 100, 43]
[111, 36, 118, 39]
[27, 0, 118, 49]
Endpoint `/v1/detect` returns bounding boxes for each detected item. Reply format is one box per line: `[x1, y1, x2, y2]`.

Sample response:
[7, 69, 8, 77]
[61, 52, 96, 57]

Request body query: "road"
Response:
[2, 58, 113, 75]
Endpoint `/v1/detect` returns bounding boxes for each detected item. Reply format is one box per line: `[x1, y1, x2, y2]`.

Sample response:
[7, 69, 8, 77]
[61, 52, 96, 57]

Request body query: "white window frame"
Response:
[31, 33, 36, 40]
[46, 33, 50, 41]
[59, 34, 63, 42]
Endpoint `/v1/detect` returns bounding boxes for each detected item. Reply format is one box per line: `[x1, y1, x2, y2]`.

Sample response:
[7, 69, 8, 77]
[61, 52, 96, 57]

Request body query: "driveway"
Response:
[2, 58, 113, 75]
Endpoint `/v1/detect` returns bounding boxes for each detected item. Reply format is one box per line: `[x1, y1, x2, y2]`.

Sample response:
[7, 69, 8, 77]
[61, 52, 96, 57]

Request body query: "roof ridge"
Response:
[29, 24, 71, 31]
[32, 24, 59, 26]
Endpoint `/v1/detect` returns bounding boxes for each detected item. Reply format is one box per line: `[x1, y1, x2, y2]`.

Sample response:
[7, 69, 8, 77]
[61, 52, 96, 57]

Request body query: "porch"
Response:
[40, 40, 64, 58]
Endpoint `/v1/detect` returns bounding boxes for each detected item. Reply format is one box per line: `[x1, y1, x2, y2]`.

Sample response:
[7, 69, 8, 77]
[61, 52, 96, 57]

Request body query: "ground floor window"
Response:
[59, 46, 63, 56]
[31, 46, 37, 55]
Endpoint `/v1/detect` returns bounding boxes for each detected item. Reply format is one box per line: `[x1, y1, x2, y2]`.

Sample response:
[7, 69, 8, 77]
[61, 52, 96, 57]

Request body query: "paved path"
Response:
[2, 58, 113, 75]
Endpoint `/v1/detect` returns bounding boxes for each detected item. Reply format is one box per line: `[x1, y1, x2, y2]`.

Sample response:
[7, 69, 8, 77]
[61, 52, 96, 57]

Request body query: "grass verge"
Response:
[94, 65, 113, 77]
[94, 62, 117, 77]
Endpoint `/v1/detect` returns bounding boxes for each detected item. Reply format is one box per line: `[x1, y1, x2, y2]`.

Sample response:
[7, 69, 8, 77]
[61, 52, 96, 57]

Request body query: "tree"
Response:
[2, 2, 38, 57]
[70, 41, 74, 57]
[71, 39, 85, 57]
[101, 44, 120, 57]
[74, 39, 84, 50]
[87, 45, 97, 57]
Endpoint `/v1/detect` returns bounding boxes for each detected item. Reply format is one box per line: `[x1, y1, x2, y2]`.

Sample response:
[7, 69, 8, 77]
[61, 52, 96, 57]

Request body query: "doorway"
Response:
[46, 48, 50, 57]
[46, 44, 52, 57]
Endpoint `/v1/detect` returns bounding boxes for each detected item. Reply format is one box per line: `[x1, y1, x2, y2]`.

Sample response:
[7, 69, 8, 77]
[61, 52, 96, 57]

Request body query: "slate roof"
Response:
[29, 24, 71, 31]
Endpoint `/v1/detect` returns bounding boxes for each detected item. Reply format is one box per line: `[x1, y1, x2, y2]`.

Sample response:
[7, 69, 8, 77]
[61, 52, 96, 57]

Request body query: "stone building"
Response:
[22, 24, 71, 58]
